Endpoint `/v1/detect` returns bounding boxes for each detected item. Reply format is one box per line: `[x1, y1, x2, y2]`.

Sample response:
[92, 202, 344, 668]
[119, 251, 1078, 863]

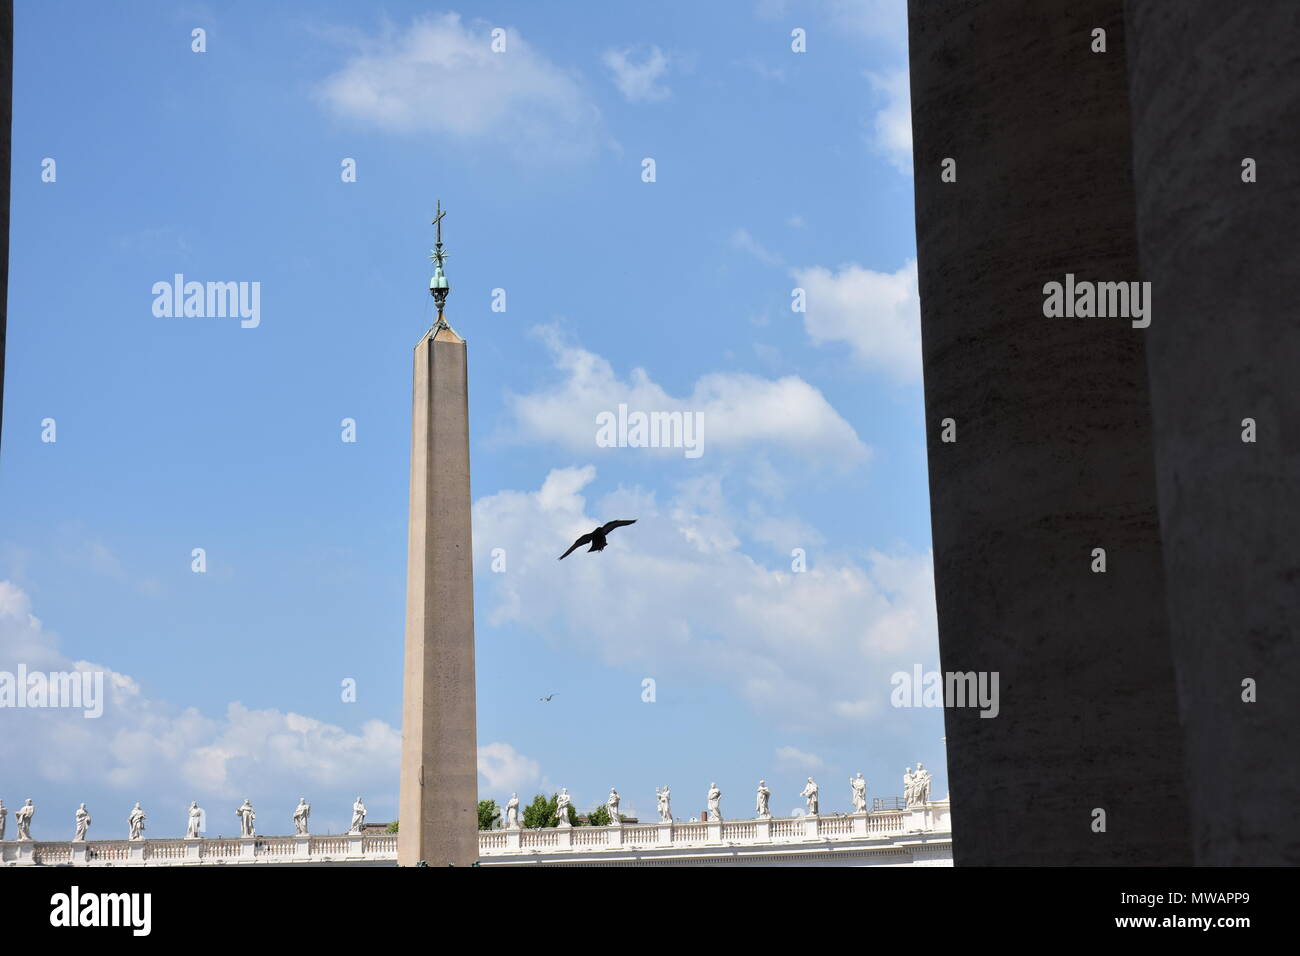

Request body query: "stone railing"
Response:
[0, 804, 949, 866]
[0, 832, 397, 867]
[480, 801, 950, 856]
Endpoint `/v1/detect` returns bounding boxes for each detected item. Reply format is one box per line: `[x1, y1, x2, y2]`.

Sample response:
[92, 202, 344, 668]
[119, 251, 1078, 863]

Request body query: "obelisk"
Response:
[398, 202, 478, 866]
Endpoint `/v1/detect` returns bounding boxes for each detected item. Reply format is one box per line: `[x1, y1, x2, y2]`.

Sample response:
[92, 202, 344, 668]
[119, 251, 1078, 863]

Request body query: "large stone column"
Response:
[0, 0, 11, 456]
[398, 321, 479, 866]
[1125, 1, 1300, 865]
[907, 0, 1192, 864]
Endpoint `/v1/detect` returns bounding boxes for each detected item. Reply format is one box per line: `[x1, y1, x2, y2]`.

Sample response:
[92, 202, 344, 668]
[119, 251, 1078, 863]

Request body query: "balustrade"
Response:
[0, 801, 948, 865]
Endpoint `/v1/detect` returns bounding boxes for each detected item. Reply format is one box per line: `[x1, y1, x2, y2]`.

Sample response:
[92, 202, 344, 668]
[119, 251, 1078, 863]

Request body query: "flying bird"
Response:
[558, 519, 638, 560]
[540, 694, 556, 702]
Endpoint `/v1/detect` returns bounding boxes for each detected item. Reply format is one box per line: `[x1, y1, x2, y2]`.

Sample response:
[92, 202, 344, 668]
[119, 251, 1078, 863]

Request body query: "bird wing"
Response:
[558, 533, 593, 559]
[599, 519, 637, 535]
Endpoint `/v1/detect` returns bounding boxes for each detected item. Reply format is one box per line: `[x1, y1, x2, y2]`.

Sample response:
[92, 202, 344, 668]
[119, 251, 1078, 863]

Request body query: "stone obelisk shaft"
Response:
[398, 322, 478, 866]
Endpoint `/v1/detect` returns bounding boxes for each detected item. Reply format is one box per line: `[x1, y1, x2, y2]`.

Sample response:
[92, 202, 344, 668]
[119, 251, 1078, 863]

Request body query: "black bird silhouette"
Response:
[558, 519, 637, 560]
[540, 694, 556, 702]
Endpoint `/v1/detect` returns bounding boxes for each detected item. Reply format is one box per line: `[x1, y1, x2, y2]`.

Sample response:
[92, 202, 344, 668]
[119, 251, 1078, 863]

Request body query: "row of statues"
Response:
[496, 764, 934, 828]
[0, 765, 936, 839]
[0, 796, 369, 842]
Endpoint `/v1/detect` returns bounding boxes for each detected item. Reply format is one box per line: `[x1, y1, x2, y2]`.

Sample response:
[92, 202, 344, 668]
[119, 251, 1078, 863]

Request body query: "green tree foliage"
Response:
[523, 793, 554, 829]
[386, 820, 399, 834]
[586, 805, 611, 827]
[478, 799, 501, 831]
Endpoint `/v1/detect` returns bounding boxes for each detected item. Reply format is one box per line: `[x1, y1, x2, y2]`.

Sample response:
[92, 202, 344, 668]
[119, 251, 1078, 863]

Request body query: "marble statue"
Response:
[74, 803, 92, 841]
[349, 797, 366, 834]
[755, 780, 772, 819]
[801, 777, 820, 816]
[606, 788, 621, 826]
[707, 783, 722, 822]
[293, 798, 311, 836]
[903, 766, 915, 806]
[15, 799, 34, 841]
[505, 793, 520, 829]
[128, 802, 146, 840]
[911, 762, 932, 807]
[236, 799, 256, 838]
[0, 799, 7, 841]
[185, 802, 203, 839]
[656, 786, 671, 823]
[850, 773, 868, 813]
[555, 788, 573, 827]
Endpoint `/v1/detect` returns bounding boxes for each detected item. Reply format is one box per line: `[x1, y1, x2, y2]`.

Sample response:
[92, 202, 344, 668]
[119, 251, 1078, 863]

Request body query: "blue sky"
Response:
[0, 0, 944, 838]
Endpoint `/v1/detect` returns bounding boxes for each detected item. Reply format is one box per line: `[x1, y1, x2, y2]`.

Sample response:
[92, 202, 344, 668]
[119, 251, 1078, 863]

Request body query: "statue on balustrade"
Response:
[506, 793, 520, 829]
[74, 803, 92, 841]
[707, 783, 722, 821]
[903, 767, 915, 806]
[606, 788, 621, 826]
[656, 786, 671, 823]
[236, 799, 256, 838]
[850, 773, 868, 813]
[186, 802, 204, 839]
[910, 763, 932, 807]
[15, 799, 34, 841]
[293, 798, 311, 836]
[556, 788, 573, 827]
[0, 799, 7, 841]
[755, 780, 772, 819]
[349, 797, 366, 834]
[128, 802, 146, 840]
[801, 777, 820, 816]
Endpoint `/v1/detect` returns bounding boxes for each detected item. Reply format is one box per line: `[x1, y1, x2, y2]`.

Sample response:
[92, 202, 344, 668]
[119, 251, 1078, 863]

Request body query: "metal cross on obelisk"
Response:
[429, 201, 451, 321]
[431, 201, 446, 255]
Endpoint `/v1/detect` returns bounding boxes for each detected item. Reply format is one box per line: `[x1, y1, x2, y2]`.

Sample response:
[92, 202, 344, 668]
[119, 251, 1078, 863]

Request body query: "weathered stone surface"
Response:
[398, 323, 479, 867]
[1126, 0, 1300, 865]
[0, 0, 10, 456]
[907, 0, 1192, 864]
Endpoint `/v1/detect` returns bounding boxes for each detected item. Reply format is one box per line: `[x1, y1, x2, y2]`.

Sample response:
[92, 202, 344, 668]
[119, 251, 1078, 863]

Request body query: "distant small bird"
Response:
[540, 694, 556, 702]
[558, 519, 637, 560]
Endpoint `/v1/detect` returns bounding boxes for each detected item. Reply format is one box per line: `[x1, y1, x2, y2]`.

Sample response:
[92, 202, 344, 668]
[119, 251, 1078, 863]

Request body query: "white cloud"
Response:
[473, 467, 938, 731]
[478, 742, 542, 796]
[867, 69, 913, 174]
[0, 579, 540, 835]
[504, 328, 868, 462]
[776, 746, 825, 771]
[755, 0, 909, 47]
[754, 0, 789, 18]
[731, 227, 784, 266]
[829, 0, 910, 44]
[746, 505, 825, 553]
[792, 259, 922, 383]
[317, 14, 602, 161]
[0, 580, 400, 815]
[831, 698, 878, 720]
[602, 45, 671, 102]
[738, 56, 786, 83]
[78, 540, 162, 598]
[0, 574, 538, 837]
